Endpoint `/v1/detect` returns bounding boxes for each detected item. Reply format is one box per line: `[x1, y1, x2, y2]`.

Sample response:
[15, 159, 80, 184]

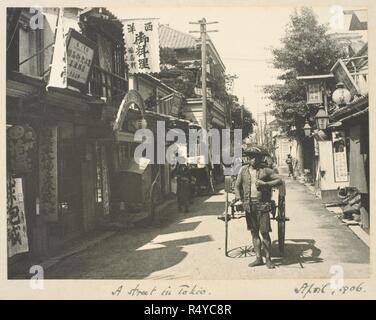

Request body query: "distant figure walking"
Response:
[172, 162, 192, 213]
[286, 154, 294, 177]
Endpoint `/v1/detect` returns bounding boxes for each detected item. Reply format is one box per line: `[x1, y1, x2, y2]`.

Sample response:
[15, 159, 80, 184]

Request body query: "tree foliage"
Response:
[159, 47, 255, 135]
[158, 48, 198, 98]
[264, 7, 346, 139]
[229, 95, 255, 138]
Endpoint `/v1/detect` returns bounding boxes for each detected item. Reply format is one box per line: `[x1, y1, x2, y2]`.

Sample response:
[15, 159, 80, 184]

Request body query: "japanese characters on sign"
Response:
[124, 19, 160, 74]
[7, 176, 29, 258]
[46, 7, 67, 90]
[332, 131, 349, 182]
[67, 37, 95, 84]
[101, 145, 110, 216]
[39, 126, 58, 222]
[307, 82, 323, 104]
[66, 29, 96, 86]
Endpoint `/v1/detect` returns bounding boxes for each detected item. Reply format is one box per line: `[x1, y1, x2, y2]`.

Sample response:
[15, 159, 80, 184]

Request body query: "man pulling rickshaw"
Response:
[223, 145, 286, 269]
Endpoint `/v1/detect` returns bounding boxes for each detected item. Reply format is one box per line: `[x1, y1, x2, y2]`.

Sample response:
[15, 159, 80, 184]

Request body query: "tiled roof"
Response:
[159, 24, 197, 49]
[349, 39, 366, 55]
[139, 73, 184, 96]
[330, 94, 368, 120]
[79, 7, 123, 29]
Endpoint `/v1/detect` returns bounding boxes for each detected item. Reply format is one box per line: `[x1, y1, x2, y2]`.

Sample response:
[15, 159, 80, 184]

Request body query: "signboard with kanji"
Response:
[39, 126, 58, 222]
[124, 19, 160, 74]
[332, 131, 349, 182]
[66, 28, 96, 90]
[306, 82, 323, 104]
[7, 176, 29, 257]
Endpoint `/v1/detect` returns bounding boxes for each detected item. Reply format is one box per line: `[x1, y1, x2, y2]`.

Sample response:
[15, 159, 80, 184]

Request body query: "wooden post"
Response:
[323, 81, 328, 113]
[200, 18, 207, 131]
[225, 189, 228, 256]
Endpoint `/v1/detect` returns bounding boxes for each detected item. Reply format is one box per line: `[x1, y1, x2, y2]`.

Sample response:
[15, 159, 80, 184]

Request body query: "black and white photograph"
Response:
[2, 0, 375, 300]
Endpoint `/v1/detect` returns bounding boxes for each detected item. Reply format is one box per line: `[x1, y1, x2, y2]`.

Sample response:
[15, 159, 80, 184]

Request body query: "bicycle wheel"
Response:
[277, 195, 286, 256]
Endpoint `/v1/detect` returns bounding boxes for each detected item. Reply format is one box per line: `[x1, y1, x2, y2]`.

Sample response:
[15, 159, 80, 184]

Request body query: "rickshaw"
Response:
[220, 146, 288, 257]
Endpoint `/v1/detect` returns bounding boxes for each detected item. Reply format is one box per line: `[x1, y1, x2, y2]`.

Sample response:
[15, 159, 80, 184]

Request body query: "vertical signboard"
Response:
[48, 18, 96, 91]
[39, 126, 58, 221]
[66, 28, 96, 90]
[7, 176, 29, 257]
[101, 146, 110, 216]
[306, 82, 323, 104]
[124, 19, 160, 74]
[332, 131, 349, 182]
[47, 8, 68, 90]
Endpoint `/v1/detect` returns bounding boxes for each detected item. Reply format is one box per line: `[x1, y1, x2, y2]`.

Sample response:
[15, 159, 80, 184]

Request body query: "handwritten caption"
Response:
[112, 283, 210, 297]
[294, 282, 366, 299]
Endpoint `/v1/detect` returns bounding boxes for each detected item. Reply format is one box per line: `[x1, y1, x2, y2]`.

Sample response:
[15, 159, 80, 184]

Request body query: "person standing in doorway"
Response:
[188, 164, 196, 204]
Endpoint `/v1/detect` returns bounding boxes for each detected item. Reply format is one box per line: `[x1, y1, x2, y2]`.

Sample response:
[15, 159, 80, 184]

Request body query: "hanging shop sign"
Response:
[7, 125, 36, 175]
[47, 12, 97, 91]
[66, 28, 96, 90]
[124, 19, 160, 74]
[332, 131, 349, 182]
[39, 126, 58, 222]
[47, 8, 68, 90]
[7, 176, 29, 258]
[306, 82, 323, 104]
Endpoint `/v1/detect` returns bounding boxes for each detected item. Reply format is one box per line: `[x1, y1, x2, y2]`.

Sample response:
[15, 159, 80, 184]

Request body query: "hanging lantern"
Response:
[332, 82, 351, 107]
[303, 121, 311, 137]
[315, 106, 329, 130]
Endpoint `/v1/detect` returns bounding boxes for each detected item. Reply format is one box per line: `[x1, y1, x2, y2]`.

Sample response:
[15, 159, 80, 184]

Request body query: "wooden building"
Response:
[6, 7, 128, 274]
[158, 24, 230, 130]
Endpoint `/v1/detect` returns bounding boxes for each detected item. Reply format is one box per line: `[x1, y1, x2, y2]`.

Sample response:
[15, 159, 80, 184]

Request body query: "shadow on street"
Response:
[45, 193, 224, 279]
[271, 239, 323, 268]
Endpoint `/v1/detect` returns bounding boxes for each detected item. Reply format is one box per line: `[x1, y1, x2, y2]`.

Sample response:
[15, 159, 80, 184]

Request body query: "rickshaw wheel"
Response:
[277, 196, 286, 256]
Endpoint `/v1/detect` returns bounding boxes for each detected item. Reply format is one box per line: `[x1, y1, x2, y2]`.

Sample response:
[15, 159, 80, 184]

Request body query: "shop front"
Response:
[110, 90, 154, 222]
[6, 73, 110, 276]
[330, 95, 369, 231]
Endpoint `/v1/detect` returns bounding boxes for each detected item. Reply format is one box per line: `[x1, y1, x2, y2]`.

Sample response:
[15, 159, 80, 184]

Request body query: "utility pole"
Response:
[241, 97, 245, 128]
[264, 111, 268, 147]
[189, 18, 218, 130]
[189, 19, 218, 194]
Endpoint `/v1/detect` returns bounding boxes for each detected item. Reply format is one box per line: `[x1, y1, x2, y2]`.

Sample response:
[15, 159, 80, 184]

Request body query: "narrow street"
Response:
[45, 177, 369, 280]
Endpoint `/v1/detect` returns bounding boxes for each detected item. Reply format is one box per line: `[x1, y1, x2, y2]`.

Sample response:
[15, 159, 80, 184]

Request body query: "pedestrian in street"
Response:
[188, 164, 196, 204]
[172, 161, 192, 213]
[286, 154, 294, 177]
[234, 150, 282, 269]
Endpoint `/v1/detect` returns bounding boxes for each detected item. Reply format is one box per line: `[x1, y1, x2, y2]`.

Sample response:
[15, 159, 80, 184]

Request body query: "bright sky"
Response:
[108, 5, 354, 116]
